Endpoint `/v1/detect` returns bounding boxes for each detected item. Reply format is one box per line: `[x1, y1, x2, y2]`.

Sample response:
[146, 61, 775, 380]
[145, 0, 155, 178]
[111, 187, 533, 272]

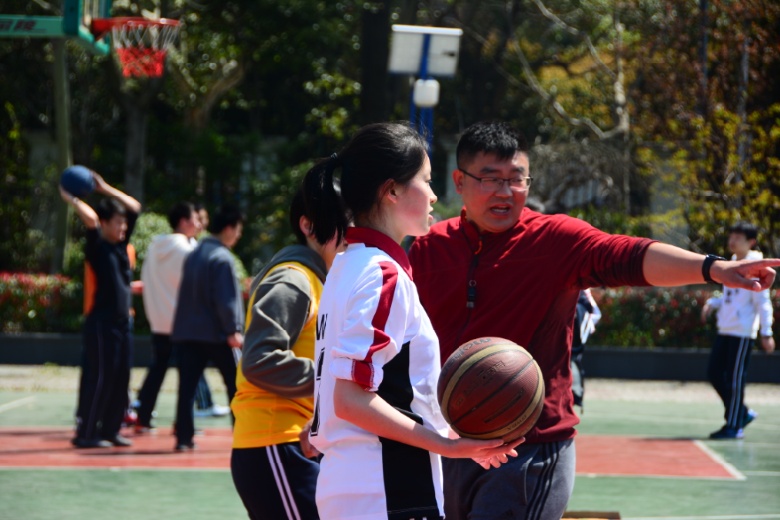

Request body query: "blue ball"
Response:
[60, 165, 95, 197]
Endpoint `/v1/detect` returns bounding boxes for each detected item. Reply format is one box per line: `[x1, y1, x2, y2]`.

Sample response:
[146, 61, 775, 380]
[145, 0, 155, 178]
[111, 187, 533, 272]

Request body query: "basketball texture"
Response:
[437, 337, 545, 442]
[60, 165, 95, 197]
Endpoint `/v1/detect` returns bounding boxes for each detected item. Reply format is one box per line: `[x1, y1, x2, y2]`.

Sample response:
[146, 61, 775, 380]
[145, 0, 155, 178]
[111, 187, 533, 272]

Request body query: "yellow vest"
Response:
[232, 262, 322, 448]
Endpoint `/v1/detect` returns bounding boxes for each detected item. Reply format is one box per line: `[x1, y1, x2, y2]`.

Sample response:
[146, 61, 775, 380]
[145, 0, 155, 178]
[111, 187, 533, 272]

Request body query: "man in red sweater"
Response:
[408, 121, 780, 520]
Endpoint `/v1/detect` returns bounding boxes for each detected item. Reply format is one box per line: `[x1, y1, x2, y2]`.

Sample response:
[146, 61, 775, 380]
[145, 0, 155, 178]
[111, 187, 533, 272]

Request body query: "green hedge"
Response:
[0, 272, 83, 333]
[590, 286, 780, 348]
[2, 272, 778, 348]
[0, 271, 162, 334]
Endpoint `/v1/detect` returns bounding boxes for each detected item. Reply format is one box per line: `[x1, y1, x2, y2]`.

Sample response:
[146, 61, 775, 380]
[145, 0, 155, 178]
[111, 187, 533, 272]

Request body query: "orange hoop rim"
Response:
[92, 17, 180, 40]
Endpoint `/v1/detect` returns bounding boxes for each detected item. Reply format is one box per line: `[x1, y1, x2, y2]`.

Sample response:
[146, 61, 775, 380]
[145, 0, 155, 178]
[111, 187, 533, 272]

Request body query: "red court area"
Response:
[0, 428, 740, 479]
[0, 427, 232, 469]
[575, 434, 740, 479]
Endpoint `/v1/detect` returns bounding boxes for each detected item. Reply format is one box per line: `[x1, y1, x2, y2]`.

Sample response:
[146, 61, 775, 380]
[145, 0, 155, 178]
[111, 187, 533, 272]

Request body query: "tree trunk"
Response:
[614, 4, 631, 215]
[698, 0, 709, 117]
[123, 104, 148, 203]
[51, 40, 73, 274]
[735, 26, 749, 185]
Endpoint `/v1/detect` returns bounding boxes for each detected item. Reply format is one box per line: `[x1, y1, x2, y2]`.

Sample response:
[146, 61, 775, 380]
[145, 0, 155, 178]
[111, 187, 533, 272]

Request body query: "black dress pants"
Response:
[173, 340, 237, 445]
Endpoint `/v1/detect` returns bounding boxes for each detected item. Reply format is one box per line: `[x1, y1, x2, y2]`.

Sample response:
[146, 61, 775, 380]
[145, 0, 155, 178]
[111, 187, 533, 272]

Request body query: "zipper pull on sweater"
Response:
[466, 241, 481, 308]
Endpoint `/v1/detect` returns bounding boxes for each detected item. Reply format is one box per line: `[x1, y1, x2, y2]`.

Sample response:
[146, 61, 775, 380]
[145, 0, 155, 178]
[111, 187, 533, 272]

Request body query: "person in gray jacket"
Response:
[171, 204, 245, 451]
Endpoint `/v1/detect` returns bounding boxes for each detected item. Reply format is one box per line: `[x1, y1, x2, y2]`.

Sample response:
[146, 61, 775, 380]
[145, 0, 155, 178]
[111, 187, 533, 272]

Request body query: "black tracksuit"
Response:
[74, 212, 137, 443]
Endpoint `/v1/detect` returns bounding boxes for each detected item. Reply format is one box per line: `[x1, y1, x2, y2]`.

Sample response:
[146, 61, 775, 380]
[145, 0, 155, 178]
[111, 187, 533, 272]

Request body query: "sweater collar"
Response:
[458, 207, 528, 254]
[346, 227, 413, 280]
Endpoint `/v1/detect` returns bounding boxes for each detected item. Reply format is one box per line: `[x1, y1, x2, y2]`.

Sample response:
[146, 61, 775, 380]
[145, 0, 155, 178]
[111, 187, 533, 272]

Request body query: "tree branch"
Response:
[529, 0, 617, 80]
[507, 35, 623, 140]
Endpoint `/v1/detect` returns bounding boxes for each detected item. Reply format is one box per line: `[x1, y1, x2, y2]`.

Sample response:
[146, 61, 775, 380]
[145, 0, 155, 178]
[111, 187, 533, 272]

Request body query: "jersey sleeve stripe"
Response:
[351, 261, 398, 389]
[368, 261, 398, 359]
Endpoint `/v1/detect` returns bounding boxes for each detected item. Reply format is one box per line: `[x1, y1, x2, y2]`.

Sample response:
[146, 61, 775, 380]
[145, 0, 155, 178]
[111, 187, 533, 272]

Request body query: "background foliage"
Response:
[5, 271, 779, 352]
[1, 0, 779, 337]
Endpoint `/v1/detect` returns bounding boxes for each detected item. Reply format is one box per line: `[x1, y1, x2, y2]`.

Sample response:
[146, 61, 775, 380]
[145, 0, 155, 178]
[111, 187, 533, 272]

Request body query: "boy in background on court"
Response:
[701, 221, 775, 439]
[59, 170, 141, 449]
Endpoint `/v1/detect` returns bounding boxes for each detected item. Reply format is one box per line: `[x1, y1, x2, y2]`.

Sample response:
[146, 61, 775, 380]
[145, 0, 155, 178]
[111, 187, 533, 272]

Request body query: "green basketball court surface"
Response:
[0, 365, 778, 520]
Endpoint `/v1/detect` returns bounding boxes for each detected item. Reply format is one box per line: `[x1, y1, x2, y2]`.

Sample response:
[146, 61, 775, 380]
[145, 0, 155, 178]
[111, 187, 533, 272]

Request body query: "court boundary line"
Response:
[0, 396, 35, 413]
[623, 514, 780, 520]
[577, 473, 741, 482]
[693, 440, 746, 481]
[743, 470, 780, 477]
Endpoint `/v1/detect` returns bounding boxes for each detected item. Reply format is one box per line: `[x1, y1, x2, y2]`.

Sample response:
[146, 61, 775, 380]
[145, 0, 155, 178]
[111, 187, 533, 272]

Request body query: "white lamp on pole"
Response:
[413, 78, 440, 108]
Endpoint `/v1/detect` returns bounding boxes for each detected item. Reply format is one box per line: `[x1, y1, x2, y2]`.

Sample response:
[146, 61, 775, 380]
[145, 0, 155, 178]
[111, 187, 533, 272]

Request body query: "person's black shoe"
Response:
[174, 442, 196, 452]
[103, 435, 133, 447]
[709, 425, 744, 439]
[72, 437, 112, 449]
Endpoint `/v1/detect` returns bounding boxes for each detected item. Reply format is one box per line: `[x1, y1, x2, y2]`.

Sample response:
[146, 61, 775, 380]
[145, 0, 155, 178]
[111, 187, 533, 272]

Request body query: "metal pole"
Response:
[51, 39, 73, 274]
[418, 34, 433, 152]
[409, 77, 417, 128]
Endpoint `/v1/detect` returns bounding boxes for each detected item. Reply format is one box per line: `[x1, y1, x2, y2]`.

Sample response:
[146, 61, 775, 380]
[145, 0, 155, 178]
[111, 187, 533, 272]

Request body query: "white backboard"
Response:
[388, 25, 463, 77]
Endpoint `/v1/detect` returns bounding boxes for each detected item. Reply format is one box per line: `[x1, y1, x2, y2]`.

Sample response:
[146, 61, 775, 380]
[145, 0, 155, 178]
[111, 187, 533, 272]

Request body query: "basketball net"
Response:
[93, 18, 180, 78]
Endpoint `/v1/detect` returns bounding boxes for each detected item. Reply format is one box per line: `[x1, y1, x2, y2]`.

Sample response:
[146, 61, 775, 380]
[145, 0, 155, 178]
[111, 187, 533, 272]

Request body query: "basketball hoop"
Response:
[92, 17, 180, 78]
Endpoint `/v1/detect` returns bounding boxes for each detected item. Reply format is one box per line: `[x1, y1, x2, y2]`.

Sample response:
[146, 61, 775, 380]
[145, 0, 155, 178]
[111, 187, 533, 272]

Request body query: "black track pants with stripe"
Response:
[707, 334, 754, 429]
[231, 442, 320, 520]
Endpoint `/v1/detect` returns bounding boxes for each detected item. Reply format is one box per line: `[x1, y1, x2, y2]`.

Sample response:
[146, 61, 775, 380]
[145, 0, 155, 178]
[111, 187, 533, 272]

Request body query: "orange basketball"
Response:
[437, 337, 545, 442]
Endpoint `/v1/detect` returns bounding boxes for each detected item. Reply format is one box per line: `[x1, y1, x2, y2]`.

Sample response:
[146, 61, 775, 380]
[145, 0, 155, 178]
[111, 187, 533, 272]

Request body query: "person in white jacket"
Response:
[135, 202, 204, 431]
[702, 222, 776, 439]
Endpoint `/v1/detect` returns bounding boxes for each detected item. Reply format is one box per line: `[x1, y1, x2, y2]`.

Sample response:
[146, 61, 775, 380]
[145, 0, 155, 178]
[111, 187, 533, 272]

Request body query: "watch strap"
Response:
[702, 254, 725, 284]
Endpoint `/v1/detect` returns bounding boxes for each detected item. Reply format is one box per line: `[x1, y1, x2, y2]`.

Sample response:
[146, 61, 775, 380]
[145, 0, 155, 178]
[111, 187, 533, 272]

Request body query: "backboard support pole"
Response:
[51, 39, 74, 274]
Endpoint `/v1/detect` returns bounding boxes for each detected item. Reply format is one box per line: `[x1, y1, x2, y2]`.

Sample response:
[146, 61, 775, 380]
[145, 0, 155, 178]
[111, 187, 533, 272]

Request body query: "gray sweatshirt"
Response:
[241, 244, 327, 398]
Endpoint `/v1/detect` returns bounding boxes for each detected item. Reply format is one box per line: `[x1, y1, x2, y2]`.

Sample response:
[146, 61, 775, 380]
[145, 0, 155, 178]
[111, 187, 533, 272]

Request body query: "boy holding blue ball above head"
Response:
[59, 168, 142, 449]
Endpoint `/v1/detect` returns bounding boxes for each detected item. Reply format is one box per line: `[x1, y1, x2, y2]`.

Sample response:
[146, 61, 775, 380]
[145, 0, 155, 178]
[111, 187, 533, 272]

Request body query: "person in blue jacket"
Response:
[171, 204, 245, 451]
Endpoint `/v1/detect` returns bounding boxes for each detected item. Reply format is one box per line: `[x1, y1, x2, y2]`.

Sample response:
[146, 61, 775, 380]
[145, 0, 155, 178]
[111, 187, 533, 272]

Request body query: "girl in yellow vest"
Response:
[231, 185, 344, 520]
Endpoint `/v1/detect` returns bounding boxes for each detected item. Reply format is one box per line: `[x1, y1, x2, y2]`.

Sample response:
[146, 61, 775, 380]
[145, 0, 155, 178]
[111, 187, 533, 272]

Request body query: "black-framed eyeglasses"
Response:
[459, 168, 533, 193]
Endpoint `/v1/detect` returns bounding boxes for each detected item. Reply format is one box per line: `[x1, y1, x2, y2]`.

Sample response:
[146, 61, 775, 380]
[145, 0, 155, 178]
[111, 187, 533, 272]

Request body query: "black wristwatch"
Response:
[702, 254, 725, 284]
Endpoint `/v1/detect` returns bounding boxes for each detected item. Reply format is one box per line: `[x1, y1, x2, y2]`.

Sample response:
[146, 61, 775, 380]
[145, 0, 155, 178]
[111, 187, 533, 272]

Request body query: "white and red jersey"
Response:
[310, 227, 447, 520]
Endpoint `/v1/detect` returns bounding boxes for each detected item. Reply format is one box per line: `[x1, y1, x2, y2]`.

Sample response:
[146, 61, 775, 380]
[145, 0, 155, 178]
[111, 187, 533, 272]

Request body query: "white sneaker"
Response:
[210, 404, 231, 417]
[194, 404, 231, 417]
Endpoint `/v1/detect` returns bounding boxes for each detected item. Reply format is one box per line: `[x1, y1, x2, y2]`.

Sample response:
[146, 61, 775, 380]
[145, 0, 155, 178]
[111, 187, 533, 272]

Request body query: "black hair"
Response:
[456, 120, 529, 167]
[96, 198, 126, 221]
[302, 122, 427, 244]
[209, 204, 244, 234]
[167, 201, 196, 230]
[729, 221, 759, 242]
[290, 180, 342, 245]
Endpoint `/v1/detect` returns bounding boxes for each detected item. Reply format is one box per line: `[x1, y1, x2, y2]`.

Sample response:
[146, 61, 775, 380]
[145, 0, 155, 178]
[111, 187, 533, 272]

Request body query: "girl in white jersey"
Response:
[302, 122, 520, 520]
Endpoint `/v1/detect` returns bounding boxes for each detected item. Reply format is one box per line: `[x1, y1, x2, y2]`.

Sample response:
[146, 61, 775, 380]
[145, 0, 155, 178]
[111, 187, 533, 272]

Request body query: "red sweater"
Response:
[408, 208, 654, 443]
